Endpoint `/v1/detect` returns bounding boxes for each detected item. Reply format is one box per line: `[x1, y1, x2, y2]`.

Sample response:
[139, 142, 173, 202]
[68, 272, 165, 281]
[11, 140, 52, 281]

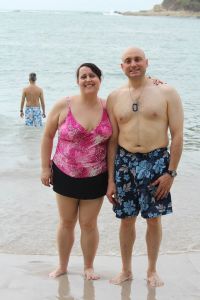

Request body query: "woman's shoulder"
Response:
[54, 96, 71, 109]
[100, 98, 107, 108]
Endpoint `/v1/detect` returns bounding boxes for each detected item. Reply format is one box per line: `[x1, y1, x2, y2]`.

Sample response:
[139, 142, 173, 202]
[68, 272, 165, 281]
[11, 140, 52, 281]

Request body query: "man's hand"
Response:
[150, 173, 174, 200]
[106, 181, 117, 205]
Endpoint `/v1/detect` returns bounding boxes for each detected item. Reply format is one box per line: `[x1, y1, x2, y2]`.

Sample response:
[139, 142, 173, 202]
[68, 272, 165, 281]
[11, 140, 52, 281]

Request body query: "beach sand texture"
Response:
[0, 123, 200, 299]
[0, 253, 200, 299]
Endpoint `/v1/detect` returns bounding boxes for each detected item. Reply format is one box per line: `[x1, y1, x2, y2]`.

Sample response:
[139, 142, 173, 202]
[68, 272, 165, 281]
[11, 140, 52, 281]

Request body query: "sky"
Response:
[0, 0, 162, 12]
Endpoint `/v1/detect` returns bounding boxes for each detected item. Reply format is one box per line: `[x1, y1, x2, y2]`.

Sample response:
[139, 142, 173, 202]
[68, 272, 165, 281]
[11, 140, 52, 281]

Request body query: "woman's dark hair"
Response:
[29, 72, 37, 82]
[76, 63, 102, 80]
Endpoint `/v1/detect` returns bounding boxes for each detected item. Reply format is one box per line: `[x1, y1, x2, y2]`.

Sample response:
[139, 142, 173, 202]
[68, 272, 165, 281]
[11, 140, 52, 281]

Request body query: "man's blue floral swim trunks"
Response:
[25, 107, 42, 127]
[114, 146, 173, 219]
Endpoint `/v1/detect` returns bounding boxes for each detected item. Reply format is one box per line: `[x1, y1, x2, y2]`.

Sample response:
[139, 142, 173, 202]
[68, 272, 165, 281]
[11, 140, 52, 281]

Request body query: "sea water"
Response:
[0, 10, 199, 255]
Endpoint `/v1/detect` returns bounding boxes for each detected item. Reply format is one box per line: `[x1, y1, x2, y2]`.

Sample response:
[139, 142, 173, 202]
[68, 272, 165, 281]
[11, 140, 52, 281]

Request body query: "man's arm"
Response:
[106, 94, 119, 204]
[40, 89, 46, 117]
[167, 88, 184, 171]
[153, 86, 184, 200]
[20, 89, 26, 118]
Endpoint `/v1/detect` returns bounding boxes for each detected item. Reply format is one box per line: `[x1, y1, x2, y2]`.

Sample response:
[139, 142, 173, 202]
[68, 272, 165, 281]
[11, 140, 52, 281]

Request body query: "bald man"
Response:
[106, 47, 184, 286]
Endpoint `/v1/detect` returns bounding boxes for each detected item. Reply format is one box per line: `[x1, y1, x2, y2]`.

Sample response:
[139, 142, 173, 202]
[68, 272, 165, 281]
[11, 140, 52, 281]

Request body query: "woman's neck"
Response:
[79, 93, 99, 105]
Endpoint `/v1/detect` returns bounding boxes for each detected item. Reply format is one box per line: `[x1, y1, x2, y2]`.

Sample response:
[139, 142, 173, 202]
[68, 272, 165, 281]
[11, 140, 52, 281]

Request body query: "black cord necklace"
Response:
[129, 84, 145, 112]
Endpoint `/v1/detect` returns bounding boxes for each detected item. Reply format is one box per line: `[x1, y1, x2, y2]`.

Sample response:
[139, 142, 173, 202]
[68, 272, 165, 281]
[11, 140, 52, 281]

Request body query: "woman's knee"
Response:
[59, 218, 77, 230]
[79, 219, 97, 232]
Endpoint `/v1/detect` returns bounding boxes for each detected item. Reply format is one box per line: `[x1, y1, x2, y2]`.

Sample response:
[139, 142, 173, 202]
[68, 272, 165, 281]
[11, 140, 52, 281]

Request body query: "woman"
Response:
[41, 63, 112, 279]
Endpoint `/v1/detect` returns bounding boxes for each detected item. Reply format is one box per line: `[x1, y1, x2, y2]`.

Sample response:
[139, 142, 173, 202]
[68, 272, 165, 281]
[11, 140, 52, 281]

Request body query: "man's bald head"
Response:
[121, 47, 146, 62]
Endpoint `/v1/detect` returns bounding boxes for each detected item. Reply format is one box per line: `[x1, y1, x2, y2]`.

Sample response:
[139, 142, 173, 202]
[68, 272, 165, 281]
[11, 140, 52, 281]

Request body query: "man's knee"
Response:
[121, 217, 137, 228]
[146, 217, 161, 228]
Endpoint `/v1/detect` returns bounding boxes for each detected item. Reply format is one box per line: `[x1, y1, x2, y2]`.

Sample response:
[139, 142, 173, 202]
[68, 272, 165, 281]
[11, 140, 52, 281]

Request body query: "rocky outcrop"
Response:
[162, 0, 200, 12]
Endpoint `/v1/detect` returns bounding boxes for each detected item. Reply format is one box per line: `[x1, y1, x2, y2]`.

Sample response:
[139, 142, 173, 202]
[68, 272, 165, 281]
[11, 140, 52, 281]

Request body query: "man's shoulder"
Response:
[23, 85, 29, 91]
[157, 83, 181, 104]
[158, 83, 177, 94]
[108, 85, 128, 100]
[34, 85, 43, 92]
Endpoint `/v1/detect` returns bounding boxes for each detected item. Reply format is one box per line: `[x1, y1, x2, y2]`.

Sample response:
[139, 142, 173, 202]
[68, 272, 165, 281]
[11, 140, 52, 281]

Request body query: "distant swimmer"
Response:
[20, 73, 46, 127]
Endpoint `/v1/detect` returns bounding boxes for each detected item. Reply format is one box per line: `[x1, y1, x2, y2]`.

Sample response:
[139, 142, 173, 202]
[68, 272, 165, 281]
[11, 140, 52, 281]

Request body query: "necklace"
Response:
[128, 83, 146, 112]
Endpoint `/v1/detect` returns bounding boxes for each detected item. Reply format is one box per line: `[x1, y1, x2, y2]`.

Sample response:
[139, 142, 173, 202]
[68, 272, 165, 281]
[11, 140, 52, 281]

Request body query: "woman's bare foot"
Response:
[147, 272, 164, 287]
[110, 272, 133, 285]
[84, 268, 100, 280]
[49, 267, 67, 278]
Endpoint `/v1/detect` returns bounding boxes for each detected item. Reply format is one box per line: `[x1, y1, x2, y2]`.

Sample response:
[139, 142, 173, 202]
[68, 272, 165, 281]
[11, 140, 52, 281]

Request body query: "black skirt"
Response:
[52, 162, 108, 199]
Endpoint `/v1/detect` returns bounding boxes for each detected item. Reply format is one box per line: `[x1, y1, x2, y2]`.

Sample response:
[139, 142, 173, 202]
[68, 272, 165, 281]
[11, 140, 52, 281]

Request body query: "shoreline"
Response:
[115, 9, 200, 18]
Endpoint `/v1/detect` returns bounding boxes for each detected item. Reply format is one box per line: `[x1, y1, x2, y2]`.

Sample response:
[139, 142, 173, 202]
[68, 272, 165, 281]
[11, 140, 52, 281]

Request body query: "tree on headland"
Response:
[162, 0, 200, 11]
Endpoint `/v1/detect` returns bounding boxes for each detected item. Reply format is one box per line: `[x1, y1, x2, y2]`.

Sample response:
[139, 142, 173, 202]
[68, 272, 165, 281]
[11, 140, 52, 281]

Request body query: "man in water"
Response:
[20, 73, 46, 127]
[106, 47, 184, 286]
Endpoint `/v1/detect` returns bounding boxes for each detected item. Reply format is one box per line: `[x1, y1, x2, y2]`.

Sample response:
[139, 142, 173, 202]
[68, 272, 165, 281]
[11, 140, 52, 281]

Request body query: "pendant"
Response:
[132, 103, 138, 112]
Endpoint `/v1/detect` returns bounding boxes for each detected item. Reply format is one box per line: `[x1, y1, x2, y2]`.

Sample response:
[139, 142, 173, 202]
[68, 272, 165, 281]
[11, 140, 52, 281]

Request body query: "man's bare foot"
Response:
[49, 267, 67, 278]
[147, 272, 164, 287]
[84, 268, 100, 280]
[110, 272, 133, 285]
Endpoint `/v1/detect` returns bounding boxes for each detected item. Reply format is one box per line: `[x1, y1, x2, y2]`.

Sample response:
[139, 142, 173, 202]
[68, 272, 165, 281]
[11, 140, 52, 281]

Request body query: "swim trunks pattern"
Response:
[114, 146, 172, 219]
[25, 107, 42, 127]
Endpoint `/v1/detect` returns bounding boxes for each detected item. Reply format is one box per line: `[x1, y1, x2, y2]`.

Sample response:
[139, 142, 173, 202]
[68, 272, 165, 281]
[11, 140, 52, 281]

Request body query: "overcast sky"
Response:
[0, 0, 162, 12]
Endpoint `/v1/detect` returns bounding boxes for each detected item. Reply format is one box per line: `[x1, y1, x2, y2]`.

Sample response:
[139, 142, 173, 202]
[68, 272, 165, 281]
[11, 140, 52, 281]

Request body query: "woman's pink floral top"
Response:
[53, 98, 112, 178]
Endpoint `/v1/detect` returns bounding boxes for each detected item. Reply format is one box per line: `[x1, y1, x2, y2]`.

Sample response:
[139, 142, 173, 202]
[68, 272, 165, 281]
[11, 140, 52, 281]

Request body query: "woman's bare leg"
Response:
[79, 197, 103, 280]
[49, 194, 79, 278]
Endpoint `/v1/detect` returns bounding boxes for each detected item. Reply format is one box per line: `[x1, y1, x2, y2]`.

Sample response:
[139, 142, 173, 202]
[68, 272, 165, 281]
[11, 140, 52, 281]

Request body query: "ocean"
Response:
[0, 10, 199, 256]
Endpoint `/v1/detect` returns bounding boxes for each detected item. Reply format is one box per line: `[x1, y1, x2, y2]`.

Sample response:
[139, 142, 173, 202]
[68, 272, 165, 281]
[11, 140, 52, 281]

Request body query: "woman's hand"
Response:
[148, 75, 165, 85]
[106, 181, 117, 205]
[41, 167, 52, 187]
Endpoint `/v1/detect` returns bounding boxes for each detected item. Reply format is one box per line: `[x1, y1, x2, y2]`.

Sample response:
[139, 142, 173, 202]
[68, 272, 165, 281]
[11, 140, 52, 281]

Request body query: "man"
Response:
[20, 73, 46, 127]
[106, 47, 183, 286]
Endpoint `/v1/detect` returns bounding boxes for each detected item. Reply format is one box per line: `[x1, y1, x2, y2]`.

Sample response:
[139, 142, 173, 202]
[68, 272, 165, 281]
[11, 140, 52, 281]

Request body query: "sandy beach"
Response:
[0, 124, 200, 299]
[0, 252, 200, 299]
[1, 123, 200, 256]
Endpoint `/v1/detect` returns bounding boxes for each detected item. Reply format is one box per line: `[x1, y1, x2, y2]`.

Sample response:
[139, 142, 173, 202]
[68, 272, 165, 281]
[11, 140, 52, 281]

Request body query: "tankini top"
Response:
[53, 98, 112, 178]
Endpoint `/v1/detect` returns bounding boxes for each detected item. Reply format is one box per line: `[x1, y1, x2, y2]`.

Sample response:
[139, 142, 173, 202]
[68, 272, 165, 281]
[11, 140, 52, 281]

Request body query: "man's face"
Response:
[121, 48, 148, 79]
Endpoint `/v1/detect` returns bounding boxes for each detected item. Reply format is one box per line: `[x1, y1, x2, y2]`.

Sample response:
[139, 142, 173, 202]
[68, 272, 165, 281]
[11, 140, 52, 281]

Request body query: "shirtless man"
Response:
[20, 73, 46, 127]
[106, 47, 184, 286]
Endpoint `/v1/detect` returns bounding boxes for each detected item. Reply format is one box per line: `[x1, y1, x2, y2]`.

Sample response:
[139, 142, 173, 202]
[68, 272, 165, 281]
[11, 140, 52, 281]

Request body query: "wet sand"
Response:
[1, 139, 200, 256]
[0, 126, 200, 299]
[0, 252, 200, 300]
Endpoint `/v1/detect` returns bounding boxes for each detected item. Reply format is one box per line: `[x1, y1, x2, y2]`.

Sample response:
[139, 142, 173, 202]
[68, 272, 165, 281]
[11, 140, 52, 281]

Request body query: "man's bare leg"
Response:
[79, 198, 103, 280]
[146, 216, 164, 287]
[110, 217, 136, 284]
[49, 194, 78, 278]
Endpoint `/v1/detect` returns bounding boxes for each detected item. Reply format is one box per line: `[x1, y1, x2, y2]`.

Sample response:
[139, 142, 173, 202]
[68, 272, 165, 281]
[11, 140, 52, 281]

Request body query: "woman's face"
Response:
[77, 66, 101, 94]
